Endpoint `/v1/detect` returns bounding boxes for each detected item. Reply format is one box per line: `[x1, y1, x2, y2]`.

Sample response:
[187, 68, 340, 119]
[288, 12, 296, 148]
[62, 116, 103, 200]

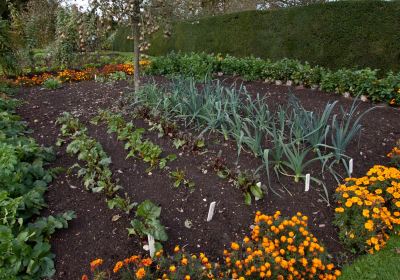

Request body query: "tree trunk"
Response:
[132, 20, 140, 92]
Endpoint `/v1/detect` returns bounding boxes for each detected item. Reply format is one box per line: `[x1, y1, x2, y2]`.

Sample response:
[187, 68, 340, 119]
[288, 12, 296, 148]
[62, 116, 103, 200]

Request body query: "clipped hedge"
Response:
[145, 52, 400, 105]
[111, 26, 134, 52]
[124, 1, 400, 73]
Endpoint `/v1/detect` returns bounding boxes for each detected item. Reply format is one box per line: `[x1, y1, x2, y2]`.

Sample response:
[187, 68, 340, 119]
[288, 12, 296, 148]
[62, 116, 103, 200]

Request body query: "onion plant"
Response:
[331, 99, 375, 161]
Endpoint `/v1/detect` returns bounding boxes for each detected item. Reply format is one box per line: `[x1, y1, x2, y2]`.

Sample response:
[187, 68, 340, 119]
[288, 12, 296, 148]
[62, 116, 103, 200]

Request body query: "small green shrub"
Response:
[43, 78, 62, 89]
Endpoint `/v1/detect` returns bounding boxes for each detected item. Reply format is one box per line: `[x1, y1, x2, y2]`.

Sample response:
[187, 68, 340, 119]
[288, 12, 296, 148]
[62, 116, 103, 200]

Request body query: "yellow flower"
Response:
[345, 200, 353, 208]
[335, 207, 345, 213]
[231, 242, 240, 251]
[365, 220, 374, 231]
[169, 265, 176, 273]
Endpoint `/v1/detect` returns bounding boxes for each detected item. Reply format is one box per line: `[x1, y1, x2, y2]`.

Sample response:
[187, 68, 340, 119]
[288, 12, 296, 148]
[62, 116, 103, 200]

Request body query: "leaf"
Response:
[136, 200, 161, 220]
[244, 192, 252, 205]
[147, 219, 168, 241]
[99, 157, 111, 166]
[112, 215, 121, 222]
[250, 185, 263, 200]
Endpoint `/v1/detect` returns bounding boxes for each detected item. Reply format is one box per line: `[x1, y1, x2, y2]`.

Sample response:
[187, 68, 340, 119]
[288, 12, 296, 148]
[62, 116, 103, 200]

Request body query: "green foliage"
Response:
[57, 112, 121, 196]
[96, 71, 128, 83]
[51, 7, 79, 67]
[340, 235, 400, 280]
[127, 200, 168, 248]
[42, 78, 61, 89]
[93, 110, 176, 172]
[0, 96, 74, 279]
[111, 26, 134, 52]
[169, 169, 195, 191]
[0, 20, 19, 75]
[130, 79, 372, 203]
[146, 52, 400, 105]
[106, 194, 136, 214]
[145, 1, 400, 73]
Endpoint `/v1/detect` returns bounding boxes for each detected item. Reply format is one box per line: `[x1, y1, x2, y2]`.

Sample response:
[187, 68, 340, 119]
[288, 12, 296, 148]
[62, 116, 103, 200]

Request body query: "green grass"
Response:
[340, 235, 400, 280]
[111, 1, 400, 73]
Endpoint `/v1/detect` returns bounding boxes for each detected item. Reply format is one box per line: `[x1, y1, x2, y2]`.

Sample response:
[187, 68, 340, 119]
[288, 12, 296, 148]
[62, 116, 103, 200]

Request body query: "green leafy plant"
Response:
[169, 169, 195, 191]
[93, 110, 176, 172]
[147, 52, 400, 105]
[172, 138, 186, 149]
[127, 200, 168, 250]
[57, 112, 121, 196]
[107, 194, 137, 214]
[331, 99, 374, 161]
[0, 97, 74, 279]
[0, 20, 20, 75]
[43, 78, 61, 89]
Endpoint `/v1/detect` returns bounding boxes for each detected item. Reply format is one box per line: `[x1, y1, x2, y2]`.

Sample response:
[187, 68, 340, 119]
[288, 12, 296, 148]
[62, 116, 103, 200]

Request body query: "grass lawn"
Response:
[340, 235, 400, 280]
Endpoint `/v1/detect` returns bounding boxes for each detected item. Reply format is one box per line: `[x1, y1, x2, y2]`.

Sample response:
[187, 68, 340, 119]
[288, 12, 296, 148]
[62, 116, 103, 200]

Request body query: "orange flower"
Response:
[113, 261, 123, 273]
[231, 242, 240, 251]
[90, 258, 103, 271]
[135, 267, 146, 279]
[81, 275, 89, 280]
[141, 258, 152, 267]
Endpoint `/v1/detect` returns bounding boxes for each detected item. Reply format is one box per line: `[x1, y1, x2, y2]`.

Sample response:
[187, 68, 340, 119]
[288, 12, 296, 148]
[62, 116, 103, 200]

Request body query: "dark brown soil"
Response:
[15, 77, 400, 280]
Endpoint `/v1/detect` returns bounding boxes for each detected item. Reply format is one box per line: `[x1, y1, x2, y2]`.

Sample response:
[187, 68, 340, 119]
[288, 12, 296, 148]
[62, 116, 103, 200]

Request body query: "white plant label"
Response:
[207, 201, 216, 222]
[349, 158, 354, 176]
[147, 234, 155, 258]
[305, 174, 310, 192]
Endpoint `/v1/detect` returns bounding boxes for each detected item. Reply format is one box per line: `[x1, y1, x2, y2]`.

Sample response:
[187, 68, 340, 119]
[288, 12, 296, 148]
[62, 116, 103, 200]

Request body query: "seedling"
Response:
[107, 194, 137, 214]
[169, 169, 195, 191]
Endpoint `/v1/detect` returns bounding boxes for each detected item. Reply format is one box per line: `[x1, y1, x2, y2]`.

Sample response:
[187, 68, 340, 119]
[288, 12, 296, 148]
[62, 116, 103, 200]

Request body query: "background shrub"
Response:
[111, 1, 400, 73]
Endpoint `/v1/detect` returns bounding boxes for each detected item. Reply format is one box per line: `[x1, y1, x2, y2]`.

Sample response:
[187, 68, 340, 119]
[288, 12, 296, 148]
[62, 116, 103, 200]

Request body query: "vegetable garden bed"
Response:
[12, 76, 400, 279]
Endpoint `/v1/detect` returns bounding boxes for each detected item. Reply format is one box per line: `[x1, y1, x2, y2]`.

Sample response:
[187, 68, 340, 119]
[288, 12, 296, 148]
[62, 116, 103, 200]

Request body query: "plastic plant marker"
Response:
[305, 174, 310, 192]
[207, 201, 216, 222]
[349, 158, 354, 176]
[148, 234, 155, 258]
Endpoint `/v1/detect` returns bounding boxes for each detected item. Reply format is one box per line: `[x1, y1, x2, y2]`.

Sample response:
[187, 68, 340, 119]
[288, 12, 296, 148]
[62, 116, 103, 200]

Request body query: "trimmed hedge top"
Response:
[135, 1, 400, 73]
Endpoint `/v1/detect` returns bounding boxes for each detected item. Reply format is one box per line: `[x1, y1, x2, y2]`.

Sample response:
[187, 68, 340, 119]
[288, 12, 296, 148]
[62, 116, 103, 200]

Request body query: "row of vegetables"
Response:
[78, 125, 400, 279]
[6, 52, 400, 106]
[0, 93, 74, 279]
[147, 52, 400, 106]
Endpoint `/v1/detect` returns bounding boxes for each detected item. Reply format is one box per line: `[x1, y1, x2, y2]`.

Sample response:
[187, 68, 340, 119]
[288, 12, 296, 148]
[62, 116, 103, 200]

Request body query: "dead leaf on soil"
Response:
[112, 215, 121, 222]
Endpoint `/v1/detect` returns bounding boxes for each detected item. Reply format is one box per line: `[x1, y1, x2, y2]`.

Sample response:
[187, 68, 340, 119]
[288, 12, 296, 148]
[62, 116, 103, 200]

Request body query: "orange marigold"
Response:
[90, 258, 103, 271]
[113, 261, 123, 273]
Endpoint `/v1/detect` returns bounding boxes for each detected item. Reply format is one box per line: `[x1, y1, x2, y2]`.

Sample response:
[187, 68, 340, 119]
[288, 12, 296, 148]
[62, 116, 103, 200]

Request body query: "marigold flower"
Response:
[90, 258, 103, 271]
[141, 258, 152, 267]
[231, 242, 240, 251]
[335, 207, 345, 213]
[81, 275, 89, 280]
[135, 267, 146, 279]
[113, 261, 123, 273]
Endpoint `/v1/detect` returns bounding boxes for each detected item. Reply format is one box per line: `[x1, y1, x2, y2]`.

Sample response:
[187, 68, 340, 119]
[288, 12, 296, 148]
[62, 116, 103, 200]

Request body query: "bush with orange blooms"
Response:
[13, 61, 150, 87]
[224, 211, 340, 280]
[334, 164, 400, 254]
[82, 211, 340, 280]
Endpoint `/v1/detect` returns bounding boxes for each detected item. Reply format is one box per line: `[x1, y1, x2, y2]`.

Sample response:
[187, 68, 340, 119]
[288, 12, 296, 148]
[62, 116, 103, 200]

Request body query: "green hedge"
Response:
[111, 26, 134, 52]
[130, 1, 400, 73]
